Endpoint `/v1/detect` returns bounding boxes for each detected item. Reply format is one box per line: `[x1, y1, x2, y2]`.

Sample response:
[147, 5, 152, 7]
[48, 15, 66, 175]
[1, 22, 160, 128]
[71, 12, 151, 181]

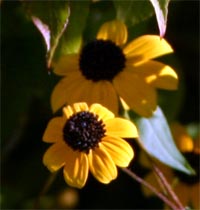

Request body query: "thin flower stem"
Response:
[121, 168, 180, 210]
[153, 169, 169, 195]
[34, 172, 58, 208]
[135, 137, 185, 210]
[152, 163, 185, 210]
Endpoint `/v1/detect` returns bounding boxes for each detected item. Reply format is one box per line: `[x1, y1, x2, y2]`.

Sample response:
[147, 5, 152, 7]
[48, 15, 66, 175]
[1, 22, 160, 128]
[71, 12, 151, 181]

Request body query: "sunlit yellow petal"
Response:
[171, 122, 194, 152]
[124, 35, 173, 64]
[120, 97, 130, 111]
[96, 20, 127, 46]
[105, 118, 138, 138]
[113, 71, 157, 117]
[88, 147, 117, 183]
[51, 72, 85, 113]
[63, 103, 90, 119]
[43, 142, 68, 172]
[127, 60, 178, 90]
[63, 151, 89, 189]
[63, 105, 74, 119]
[101, 136, 134, 167]
[54, 54, 79, 76]
[43, 117, 65, 143]
[89, 103, 114, 121]
[73, 102, 89, 113]
[86, 81, 119, 115]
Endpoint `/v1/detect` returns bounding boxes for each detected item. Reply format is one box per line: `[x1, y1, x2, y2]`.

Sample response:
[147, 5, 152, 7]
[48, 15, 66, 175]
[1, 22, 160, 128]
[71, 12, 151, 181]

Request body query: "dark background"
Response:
[1, 0, 199, 209]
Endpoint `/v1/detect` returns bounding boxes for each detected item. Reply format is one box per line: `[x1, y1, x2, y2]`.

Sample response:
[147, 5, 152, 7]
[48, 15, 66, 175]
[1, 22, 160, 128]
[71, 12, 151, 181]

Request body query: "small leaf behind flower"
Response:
[149, 0, 170, 37]
[54, 1, 90, 57]
[23, 1, 70, 68]
[113, 0, 154, 27]
[135, 107, 195, 175]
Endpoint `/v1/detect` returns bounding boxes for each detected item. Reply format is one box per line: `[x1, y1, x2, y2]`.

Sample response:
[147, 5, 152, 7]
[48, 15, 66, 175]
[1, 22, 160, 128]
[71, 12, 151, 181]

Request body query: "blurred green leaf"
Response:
[135, 107, 195, 175]
[1, 187, 23, 208]
[186, 123, 200, 139]
[113, 0, 153, 27]
[156, 55, 184, 122]
[149, 0, 170, 37]
[54, 1, 90, 58]
[83, 1, 116, 42]
[1, 3, 54, 146]
[23, 1, 70, 67]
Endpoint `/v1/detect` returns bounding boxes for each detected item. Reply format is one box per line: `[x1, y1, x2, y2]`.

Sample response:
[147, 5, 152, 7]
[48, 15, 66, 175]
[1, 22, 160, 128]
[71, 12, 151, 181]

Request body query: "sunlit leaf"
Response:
[135, 107, 195, 175]
[23, 1, 70, 68]
[54, 1, 90, 58]
[149, 0, 170, 37]
[113, 0, 153, 27]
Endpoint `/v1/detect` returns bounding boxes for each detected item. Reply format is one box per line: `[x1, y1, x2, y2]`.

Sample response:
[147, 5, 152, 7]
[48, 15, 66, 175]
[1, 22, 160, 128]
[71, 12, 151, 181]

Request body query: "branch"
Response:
[121, 167, 180, 210]
[152, 163, 185, 210]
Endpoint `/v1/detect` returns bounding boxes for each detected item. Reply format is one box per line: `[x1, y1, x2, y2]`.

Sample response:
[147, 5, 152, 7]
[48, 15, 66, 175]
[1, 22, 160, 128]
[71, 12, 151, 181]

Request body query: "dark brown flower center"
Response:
[79, 39, 126, 81]
[63, 111, 106, 153]
[173, 152, 200, 185]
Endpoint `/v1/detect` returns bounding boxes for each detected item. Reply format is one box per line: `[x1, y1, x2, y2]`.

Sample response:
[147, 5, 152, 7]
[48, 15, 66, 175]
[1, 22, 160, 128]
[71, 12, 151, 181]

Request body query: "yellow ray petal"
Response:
[124, 35, 173, 64]
[43, 142, 69, 172]
[96, 20, 128, 46]
[89, 103, 114, 122]
[63, 105, 74, 119]
[63, 152, 89, 189]
[54, 54, 79, 76]
[88, 147, 117, 184]
[86, 81, 118, 116]
[43, 117, 65, 143]
[120, 97, 130, 111]
[86, 81, 119, 115]
[127, 60, 178, 90]
[72, 102, 89, 113]
[64, 79, 94, 105]
[63, 103, 89, 119]
[101, 136, 134, 167]
[105, 118, 138, 138]
[51, 72, 85, 113]
[113, 71, 157, 117]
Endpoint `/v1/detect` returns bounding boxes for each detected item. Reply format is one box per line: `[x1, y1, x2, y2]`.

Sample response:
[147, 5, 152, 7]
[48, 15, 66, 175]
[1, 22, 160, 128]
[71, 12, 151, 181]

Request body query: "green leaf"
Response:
[187, 123, 200, 139]
[23, 1, 70, 67]
[54, 1, 90, 57]
[135, 107, 195, 175]
[149, 0, 170, 37]
[113, 0, 153, 27]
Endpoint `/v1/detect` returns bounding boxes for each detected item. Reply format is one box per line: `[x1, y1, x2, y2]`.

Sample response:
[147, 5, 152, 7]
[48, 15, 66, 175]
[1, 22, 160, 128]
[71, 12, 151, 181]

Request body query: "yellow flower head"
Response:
[43, 102, 138, 188]
[52, 20, 178, 117]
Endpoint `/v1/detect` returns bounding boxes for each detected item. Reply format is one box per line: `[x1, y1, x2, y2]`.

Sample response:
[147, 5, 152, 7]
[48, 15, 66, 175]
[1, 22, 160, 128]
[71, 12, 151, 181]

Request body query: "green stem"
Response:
[121, 167, 180, 210]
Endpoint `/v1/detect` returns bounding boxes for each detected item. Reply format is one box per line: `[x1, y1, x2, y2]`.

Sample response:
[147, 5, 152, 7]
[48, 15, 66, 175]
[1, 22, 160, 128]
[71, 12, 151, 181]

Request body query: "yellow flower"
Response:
[142, 123, 200, 209]
[51, 20, 178, 117]
[42, 102, 138, 188]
